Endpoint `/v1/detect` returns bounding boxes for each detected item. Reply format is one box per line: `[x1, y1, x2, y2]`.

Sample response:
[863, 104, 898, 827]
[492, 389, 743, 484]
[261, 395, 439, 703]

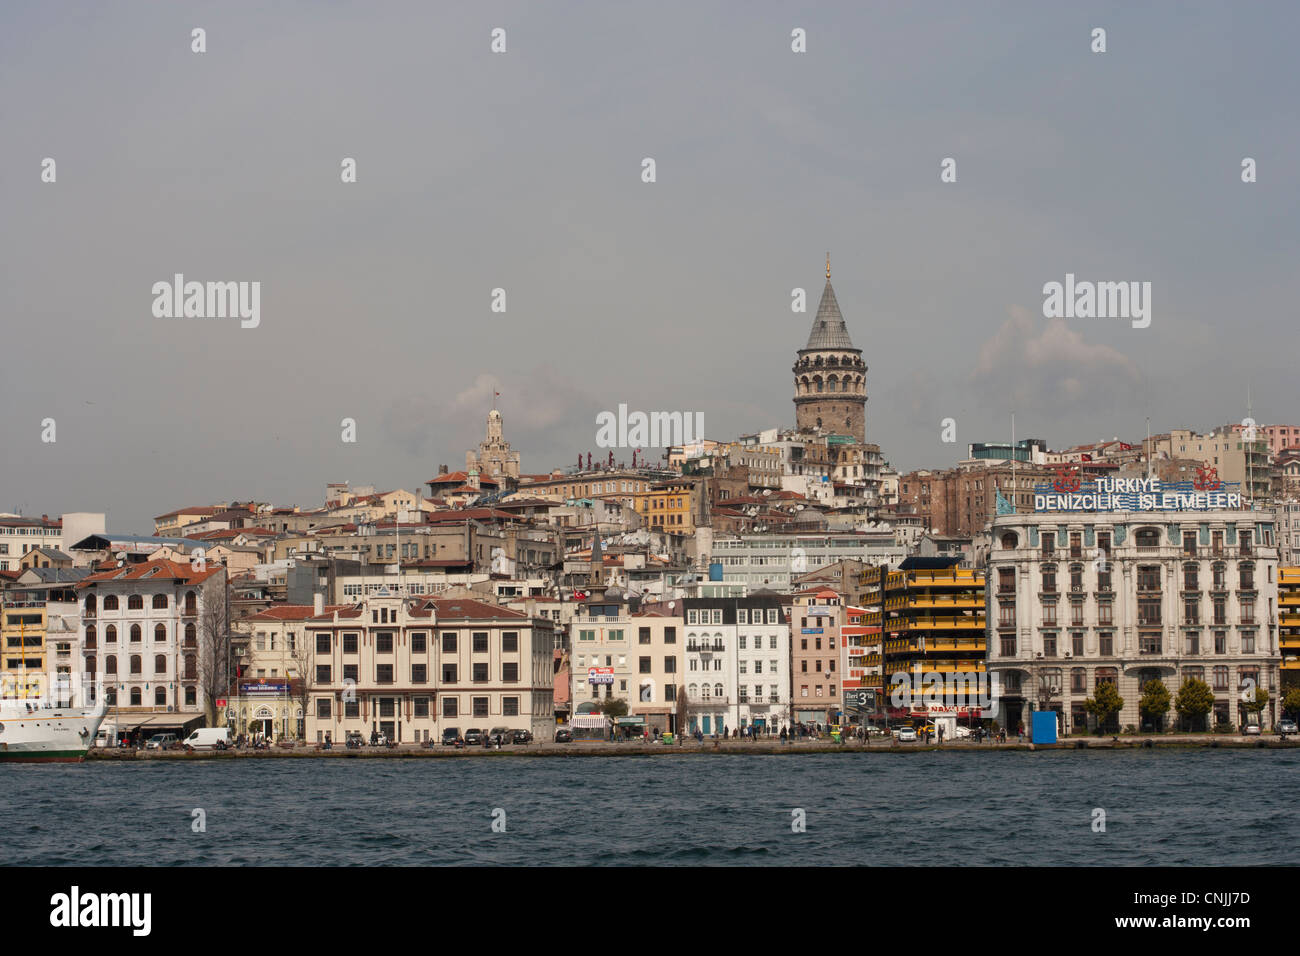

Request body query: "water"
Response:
[1, 750, 1294, 866]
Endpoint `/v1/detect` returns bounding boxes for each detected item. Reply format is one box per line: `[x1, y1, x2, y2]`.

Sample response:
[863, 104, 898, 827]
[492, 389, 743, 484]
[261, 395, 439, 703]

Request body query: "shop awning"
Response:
[571, 715, 609, 729]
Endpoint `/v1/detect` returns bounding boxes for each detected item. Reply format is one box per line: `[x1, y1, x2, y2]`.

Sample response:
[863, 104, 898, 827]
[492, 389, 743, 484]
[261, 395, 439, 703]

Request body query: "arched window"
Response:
[130, 624, 142, 643]
[128, 594, 144, 610]
[155, 624, 167, 642]
[154, 655, 167, 674]
[85, 655, 96, 674]
[714, 683, 724, 698]
[129, 655, 142, 674]
[105, 656, 117, 675]
[813, 376, 823, 393]
[84, 625, 97, 648]
[84, 595, 97, 615]
[106, 687, 117, 705]
[130, 688, 142, 706]
[828, 375, 839, 392]
[184, 623, 196, 646]
[184, 591, 198, 615]
[1135, 527, 1160, 549]
[700, 684, 711, 700]
[688, 683, 699, 699]
[105, 624, 117, 643]
[155, 686, 167, 706]
[103, 595, 119, 611]
[152, 594, 168, 609]
[1001, 532, 1019, 549]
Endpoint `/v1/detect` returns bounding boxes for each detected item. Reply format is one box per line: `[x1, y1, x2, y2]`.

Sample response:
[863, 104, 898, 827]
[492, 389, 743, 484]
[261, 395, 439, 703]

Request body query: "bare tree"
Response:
[287, 629, 314, 740]
[196, 572, 231, 727]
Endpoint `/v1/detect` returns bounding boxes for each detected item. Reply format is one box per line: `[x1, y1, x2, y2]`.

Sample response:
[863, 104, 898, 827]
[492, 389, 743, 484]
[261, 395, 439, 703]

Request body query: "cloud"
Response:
[970, 306, 1142, 413]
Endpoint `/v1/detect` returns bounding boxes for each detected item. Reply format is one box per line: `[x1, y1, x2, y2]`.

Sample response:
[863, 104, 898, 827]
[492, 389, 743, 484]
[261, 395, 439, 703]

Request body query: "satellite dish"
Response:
[115, 552, 127, 561]
[667, 601, 675, 610]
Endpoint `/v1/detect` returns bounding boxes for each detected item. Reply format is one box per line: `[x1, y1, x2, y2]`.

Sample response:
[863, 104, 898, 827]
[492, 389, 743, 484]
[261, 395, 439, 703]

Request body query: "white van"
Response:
[183, 727, 231, 750]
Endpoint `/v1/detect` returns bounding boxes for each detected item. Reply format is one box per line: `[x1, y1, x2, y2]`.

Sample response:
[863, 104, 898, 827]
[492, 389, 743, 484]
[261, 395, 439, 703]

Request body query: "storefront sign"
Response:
[801, 628, 824, 635]
[239, 680, 289, 695]
[587, 667, 614, 685]
[1034, 474, 1241, 513]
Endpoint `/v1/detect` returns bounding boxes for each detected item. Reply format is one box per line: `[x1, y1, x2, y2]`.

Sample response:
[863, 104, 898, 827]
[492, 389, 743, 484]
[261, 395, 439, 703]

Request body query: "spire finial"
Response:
[826, 252, 831, 279]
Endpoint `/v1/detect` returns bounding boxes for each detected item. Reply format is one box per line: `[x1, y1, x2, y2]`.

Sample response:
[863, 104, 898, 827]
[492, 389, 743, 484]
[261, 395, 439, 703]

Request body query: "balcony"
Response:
[690, 697, 729, 706]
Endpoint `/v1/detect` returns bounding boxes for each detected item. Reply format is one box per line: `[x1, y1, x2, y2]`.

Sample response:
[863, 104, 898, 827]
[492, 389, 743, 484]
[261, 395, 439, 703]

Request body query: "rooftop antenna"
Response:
[1010, 411, 1016, 514]
[1146, 416, 1152, 480]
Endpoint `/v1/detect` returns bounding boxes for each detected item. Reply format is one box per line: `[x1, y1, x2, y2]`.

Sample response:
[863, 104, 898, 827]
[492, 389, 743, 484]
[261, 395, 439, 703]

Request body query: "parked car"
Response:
[464, 728, 485, 746]
[487, 727, 509, 747]
[441, 727, 460, 746]
[145, 733, 178, 750]
[1243, 723, 1261, 736]
[894, 727, 918, 742]
[952, 725, 972, 739]
[510, 729, 533, 744]
[554, 728, 573, 743]
[1278, 719, 1297, 738]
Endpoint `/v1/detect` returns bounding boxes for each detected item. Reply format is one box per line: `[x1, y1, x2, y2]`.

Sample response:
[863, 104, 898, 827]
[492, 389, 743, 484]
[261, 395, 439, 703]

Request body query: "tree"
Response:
[287, 627, 314, 739]
[1282, 687, 1300, 720]
[1139, 679, 1171, 732]
[1243, 685, 1269, 713]
[1084, 682, 1124, 734]
[1174, 677, 1214, 732]
[597, 697, 628, 718]
[674, 689, 689, 735]
[196, 571, 232, 728]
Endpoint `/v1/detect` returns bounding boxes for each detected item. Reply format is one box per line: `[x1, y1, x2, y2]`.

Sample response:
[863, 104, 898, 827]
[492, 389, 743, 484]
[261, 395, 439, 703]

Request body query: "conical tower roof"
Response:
[804, 276, 857, 351]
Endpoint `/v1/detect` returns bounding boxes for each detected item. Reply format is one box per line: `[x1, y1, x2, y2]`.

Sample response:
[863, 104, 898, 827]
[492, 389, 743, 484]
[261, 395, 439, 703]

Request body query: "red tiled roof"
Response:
[78, 557, 224, 587]
[154, 506, 220, 520]
[425, 598, 527, 620]
[247, 604, 350, 621]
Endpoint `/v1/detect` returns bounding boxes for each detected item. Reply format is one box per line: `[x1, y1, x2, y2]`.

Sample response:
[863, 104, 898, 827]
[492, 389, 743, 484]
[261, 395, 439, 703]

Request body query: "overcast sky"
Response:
[2, 1, 1296, 533]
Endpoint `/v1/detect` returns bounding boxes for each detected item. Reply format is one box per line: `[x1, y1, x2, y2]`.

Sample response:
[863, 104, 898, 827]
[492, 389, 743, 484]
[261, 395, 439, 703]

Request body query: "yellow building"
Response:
[633, 479, 703, 534]
[1, 595, 47, 698]
[1281, 567, 1300, 677]
[861, 557, 986, 724]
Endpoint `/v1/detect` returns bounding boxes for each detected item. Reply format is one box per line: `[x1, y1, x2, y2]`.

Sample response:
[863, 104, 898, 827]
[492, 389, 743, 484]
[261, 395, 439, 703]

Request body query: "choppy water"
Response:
[1, 750, 1294, 866]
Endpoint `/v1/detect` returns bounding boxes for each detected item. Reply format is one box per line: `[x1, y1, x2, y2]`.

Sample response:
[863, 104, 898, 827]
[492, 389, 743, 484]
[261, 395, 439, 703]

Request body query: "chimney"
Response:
[313, 592, 324, 617]
[438, 464, 449, 476]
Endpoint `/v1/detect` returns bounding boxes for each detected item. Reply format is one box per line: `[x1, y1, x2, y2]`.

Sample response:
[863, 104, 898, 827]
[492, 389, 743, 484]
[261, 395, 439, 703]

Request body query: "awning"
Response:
[117, 712, 206, 732]
[571, 715, 609, 729]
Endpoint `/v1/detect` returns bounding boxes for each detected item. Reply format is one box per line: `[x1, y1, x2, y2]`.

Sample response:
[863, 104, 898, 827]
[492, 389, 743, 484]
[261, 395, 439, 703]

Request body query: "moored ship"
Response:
[0, 697, 106, 762]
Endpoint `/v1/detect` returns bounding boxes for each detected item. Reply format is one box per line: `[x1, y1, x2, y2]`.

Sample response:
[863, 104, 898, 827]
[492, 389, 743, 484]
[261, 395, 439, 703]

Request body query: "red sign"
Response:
[1052, 464, 1081, 493]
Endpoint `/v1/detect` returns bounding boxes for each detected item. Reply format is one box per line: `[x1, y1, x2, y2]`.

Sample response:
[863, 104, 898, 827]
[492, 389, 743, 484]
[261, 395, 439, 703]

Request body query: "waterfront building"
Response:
[985, 500, 1280, 733]
[303, 595, 553, 744]
[1281, 567, 1300, 682]
[790, 588, 844, 726]
[77, 558, 227, 739]
[627, 609, 683, 735]
[681, 595, 789, 735]
[861, 557, 986, 737]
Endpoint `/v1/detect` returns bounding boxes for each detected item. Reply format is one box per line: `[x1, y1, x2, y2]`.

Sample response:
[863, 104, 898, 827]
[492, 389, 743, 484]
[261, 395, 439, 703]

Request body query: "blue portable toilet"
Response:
[1031, 711, 1058, 744]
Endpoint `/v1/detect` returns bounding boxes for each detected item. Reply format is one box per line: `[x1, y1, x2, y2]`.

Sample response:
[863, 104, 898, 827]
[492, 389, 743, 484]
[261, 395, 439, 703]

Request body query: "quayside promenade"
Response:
[87, 733, 1300, 760]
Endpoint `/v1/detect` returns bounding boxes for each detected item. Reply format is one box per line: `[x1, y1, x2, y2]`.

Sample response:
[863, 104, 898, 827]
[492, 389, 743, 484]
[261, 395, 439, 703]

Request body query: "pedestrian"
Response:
[938, 726, 944, 745]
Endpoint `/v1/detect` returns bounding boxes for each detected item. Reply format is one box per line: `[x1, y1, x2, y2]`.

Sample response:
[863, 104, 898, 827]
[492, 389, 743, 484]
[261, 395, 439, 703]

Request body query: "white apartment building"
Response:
[711, 532, 907, 591]
[77, 558, 227, 734]
[987, 503, 1280, 733]
[682, 596, 790, 735]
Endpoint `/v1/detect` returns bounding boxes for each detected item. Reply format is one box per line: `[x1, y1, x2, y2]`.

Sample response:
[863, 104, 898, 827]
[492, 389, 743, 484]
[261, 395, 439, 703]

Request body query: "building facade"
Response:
[986, 507, 1280, 733]
[682, 596, 789, 735]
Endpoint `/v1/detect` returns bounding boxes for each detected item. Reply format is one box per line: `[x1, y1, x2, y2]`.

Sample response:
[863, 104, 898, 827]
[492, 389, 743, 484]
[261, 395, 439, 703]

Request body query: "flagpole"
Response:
[1010, 412, 1016, 514]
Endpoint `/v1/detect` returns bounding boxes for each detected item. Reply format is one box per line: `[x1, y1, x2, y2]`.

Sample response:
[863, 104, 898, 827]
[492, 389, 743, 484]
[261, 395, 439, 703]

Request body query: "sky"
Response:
[2, 1, 1297, 533]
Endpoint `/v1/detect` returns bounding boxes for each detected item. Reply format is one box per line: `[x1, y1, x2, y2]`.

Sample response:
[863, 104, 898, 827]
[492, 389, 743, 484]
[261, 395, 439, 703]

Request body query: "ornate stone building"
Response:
[466, 406, 520, 480]
[792, 258, 867, 443]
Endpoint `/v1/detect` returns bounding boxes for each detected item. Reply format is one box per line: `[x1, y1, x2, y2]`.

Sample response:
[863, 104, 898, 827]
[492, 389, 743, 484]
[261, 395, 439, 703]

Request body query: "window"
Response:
[1070, 603, 1084, 626]
[442, 632, 457, 653]
[154, 623, 166, 642]
[376, 632, 393, 654]
[503, 632, 518, 652]
[343, 633, 358, 653]
[1042, 603, 1057, 626]
[411, 633, 426, 654]
[316, 664, 331, 683]
[128, 595, 144, 610]
[998, 604, 1016, 627]
[104, 596, 119, 611]
[414, 697, 429, 718]
[1239, 565, 1254, 590]
[129, 624, 142, 643]
[473, 662, 488, 682]
[1135, 527, 1160, 549]
[1041, 532, 1055, 556]
[1071, 668, 1086, 693]
[1041, 567, 1057, 593]
[316, 634, 331, 654]
[1242, 633, 1255, 654]
[503, 697, 519, 716]
[1072, 632, 1084, 657]
[1212, 666, 1229, 691]
[316, 698, 331, 718]
[343, 664, 358, 683]
[664, 627, 676, 644]
[376, 663, 393, 683]
[1043, 634, 1057, 657]
[1213, 598, 1227, 625]
[1183, 564, 1199, 590]
[1186, 633, 1199, 655]
[1099, 633, 1113, 656]
[1184, 597, 1199, 624]
[1214, 631, 1226, 654]
[443, 697, 458, 717]
[1139, 632, 1162, 655]
[503, 662, 519, 682]
[152, 594, 168, 609]
[473, 697, 489, 718]
[412, 663, 427, 683]
[1000, 635, 1016, 656]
